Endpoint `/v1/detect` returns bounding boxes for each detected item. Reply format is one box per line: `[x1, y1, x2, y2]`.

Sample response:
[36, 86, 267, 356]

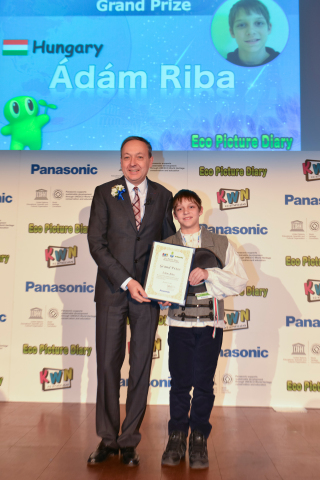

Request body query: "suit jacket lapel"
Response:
[116, 176, 137, 231]
[139, 178, 157, 233]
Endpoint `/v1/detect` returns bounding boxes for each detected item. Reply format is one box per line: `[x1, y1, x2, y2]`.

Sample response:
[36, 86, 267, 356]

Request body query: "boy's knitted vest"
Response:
[165, 227, 228, 321]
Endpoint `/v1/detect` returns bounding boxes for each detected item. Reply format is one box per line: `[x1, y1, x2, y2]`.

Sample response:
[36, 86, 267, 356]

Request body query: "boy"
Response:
[160, 190, 247, 469]
[227, 0, 279, 67]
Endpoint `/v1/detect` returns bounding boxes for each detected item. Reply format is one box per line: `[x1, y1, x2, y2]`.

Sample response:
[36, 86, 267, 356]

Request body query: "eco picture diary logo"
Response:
[217, 188, 250, 210]
[303, 160, 320, 181]
[29, 223, 87, 234]
[287, 380, 320, 392]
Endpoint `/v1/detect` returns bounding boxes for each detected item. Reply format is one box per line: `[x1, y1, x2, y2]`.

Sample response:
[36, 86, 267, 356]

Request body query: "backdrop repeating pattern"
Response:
[1, 149, 320, 408]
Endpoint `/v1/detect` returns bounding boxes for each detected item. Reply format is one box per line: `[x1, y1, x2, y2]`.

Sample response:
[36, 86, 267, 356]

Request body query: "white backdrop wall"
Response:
[1, 149, 320, 408]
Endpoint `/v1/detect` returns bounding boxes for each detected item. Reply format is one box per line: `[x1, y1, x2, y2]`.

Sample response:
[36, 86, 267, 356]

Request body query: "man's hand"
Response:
[127, 279, 151, 303]
[189, 268, 208, 286]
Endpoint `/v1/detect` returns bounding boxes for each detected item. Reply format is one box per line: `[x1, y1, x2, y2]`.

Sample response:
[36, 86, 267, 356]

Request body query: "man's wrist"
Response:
[121, 277, 132, 291]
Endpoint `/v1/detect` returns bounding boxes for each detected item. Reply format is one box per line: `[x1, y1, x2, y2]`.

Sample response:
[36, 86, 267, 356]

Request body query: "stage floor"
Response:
[0, 403, 319, 480]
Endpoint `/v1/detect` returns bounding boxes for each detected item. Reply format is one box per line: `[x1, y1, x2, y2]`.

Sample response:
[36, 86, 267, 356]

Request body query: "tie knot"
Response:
[134, 187, 139, 193]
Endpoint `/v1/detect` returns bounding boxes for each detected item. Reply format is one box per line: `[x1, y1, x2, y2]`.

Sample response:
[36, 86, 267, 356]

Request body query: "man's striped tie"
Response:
[132, 187, 141, 230]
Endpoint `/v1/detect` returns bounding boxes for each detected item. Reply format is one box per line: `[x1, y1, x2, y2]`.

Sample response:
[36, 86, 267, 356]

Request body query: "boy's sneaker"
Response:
[161, 431, 187, 466]
[189, 430, 209, 469]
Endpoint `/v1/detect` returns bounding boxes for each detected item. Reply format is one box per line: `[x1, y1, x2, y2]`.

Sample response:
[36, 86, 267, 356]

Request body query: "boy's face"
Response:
[174, 198, 203, 233]
[230, 9, 271, 54]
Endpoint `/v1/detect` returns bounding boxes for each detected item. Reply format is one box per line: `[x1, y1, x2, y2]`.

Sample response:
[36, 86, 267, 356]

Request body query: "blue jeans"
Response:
[168, 325, 223, 438]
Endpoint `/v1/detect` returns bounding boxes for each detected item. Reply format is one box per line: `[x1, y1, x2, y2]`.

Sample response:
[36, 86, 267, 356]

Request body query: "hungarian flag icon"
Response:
[2, 40, 28, 55]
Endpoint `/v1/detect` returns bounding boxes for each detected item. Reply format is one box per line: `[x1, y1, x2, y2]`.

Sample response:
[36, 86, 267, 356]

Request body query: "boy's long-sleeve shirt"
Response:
[166, 230, 248, 329]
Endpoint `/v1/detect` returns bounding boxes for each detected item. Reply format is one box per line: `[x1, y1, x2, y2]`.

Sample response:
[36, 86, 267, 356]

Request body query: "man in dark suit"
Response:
[87, 136, 175, 466]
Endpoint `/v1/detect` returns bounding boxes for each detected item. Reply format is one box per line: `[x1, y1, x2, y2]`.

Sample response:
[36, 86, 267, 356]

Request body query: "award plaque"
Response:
[144, 242, 195, 305]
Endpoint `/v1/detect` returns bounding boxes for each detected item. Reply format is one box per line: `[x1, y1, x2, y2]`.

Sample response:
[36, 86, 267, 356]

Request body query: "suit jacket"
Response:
[88, 175, 176, 303]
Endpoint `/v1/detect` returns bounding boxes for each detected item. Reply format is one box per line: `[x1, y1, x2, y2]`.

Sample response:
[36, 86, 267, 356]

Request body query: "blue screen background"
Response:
[0, 0, 300, 150]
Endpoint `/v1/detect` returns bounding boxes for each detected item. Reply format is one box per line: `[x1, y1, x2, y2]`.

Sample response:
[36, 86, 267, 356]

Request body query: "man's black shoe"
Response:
[87, 441, 119, 465]
[120, 447, 140, 466]
[189, 430, 209, 469]
[161, 431, 187, 466]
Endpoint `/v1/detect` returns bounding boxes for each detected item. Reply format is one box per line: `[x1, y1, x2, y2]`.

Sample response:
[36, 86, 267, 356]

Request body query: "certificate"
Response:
[144, 242, 195, 305]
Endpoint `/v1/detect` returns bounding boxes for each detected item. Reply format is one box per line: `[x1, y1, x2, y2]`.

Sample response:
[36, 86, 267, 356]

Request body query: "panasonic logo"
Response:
[220, 347, 268, 358]
[200, 224, 268, 235]
[31, 164, 98, 175]
[25, 282, 94, 293]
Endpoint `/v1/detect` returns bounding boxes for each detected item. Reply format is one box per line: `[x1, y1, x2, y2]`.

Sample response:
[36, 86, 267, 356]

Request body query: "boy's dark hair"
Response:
[120, 136, 152, 158]
[229, 0, 270, 33]
[172, 189, 202, 211]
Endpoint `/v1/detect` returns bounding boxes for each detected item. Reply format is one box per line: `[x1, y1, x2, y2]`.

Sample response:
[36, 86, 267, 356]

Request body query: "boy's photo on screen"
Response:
[212, 0, 289, 67]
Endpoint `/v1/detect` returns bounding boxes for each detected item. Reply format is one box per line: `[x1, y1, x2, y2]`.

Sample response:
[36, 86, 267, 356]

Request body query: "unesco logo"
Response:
[311, 344, 320, 355]
[309, 221, 320, 232]
[48, 308, 59, 319]
[53, 189, 63, 200]
[222, 374, 233, 384]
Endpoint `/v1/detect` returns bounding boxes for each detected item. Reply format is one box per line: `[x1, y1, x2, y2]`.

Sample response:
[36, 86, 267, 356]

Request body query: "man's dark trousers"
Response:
[96, 295, 159, 448]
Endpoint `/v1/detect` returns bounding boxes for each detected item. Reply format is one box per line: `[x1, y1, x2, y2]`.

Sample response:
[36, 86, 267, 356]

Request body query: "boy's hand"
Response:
[189, 268, 208, 285]
[159, 301, 171, 309]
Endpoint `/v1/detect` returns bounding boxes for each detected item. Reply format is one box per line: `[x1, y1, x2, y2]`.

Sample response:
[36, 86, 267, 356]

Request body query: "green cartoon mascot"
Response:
[1, 96, 56, 150]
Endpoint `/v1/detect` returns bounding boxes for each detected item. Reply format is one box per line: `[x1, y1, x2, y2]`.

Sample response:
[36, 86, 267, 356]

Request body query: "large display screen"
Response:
[0, 0, 300, 151]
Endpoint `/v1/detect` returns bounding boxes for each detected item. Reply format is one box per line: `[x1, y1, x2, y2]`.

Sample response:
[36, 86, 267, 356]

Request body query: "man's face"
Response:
[230, 9, 271, 54]
[174, 198, 203, 233]
[121, 139, 153, 186]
